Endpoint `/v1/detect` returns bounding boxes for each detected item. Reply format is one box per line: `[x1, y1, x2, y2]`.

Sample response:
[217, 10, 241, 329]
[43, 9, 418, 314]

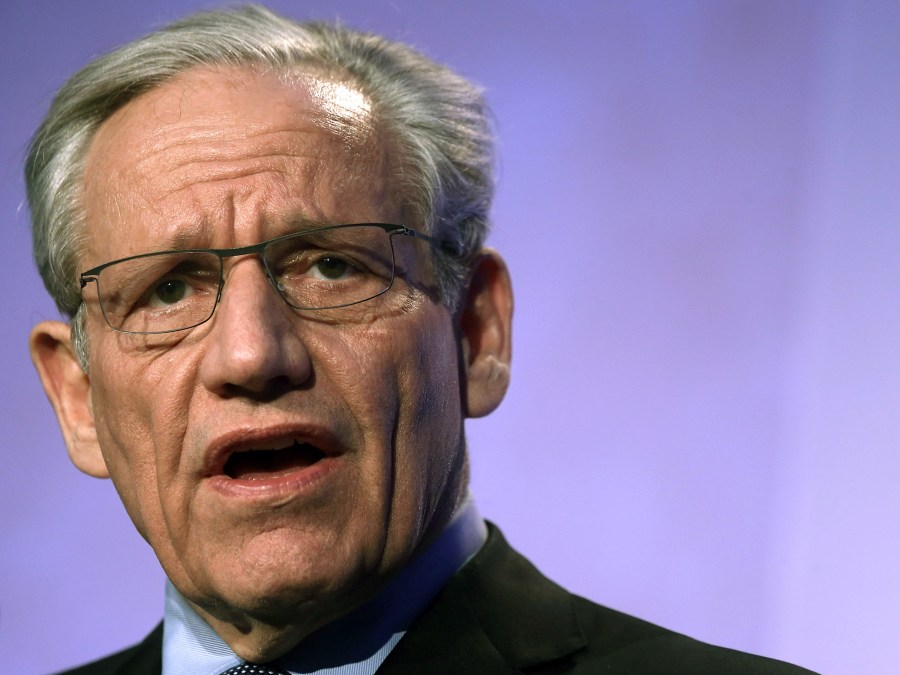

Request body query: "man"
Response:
[27, 6, 813, 674]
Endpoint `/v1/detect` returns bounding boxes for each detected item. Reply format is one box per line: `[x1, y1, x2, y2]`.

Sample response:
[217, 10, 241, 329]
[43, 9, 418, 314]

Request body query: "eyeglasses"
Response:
[79, 223, 442, 335]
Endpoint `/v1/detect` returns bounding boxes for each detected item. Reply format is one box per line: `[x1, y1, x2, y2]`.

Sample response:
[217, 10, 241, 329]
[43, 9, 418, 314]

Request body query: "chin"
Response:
[200, 553, 376, 628]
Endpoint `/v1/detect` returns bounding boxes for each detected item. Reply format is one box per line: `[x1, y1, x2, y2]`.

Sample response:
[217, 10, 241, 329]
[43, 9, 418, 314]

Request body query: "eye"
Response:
[310, 256, 352, 280]
[149, 278, 193, 307]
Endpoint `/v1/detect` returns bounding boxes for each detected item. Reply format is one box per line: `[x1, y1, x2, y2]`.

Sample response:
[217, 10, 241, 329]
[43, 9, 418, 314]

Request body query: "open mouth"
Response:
[223, 441, 327, 481]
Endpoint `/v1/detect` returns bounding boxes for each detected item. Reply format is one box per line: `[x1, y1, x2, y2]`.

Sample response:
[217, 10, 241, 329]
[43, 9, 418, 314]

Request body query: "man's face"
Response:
[73, 67, 468, 642]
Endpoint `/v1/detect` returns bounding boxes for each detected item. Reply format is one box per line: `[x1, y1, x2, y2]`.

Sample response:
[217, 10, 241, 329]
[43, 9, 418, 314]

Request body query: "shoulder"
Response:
[449, 523, 817, 674]
[568, 594, 815, 674]
[53, 624, 163, 675]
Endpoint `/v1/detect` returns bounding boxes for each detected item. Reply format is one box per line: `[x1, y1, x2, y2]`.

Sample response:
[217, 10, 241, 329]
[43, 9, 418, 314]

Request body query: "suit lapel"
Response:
[375, 575, 517, 675]
[117, 623, 163, 675]
[63, 623, 163, 675]
[377, 524, 586, 674]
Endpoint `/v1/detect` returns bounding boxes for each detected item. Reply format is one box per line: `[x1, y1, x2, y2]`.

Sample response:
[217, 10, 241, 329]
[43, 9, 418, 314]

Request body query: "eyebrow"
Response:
[141, 216, 331, 253]
[150, 221, 209, 251]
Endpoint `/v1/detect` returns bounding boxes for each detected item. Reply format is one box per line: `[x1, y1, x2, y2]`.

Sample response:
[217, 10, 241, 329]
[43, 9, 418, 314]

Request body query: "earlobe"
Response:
[459, 250, 513, 418]
[29, 320, 108, 478]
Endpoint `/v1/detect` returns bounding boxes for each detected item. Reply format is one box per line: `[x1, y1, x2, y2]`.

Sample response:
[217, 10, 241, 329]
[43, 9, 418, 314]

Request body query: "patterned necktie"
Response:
[221, 663, 290, 675]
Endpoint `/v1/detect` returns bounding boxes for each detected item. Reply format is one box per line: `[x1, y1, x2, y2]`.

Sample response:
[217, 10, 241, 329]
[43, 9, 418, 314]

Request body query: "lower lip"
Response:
[205, 455, 340, 500]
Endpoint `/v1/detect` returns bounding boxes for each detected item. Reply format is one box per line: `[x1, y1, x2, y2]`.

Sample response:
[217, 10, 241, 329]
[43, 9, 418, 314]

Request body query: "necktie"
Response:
[221, 663, 290, 675]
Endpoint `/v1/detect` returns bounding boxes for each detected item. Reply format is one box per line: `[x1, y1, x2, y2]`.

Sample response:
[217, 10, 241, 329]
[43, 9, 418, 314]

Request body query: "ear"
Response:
[29, 320, 108, 478]
[458, 250, 513, 418]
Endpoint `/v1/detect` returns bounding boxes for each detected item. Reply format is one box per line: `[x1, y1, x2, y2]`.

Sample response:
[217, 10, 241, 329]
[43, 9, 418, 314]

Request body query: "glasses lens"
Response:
[264, 225, 396, 310]
[95, 251, 221, 334]
[89, 225, 401, 334]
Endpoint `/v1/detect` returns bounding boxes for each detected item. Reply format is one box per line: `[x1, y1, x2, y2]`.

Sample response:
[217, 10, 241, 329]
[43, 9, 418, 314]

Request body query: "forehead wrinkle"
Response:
[130, 126, 337, 192]
[87, 68, 390, 202]
[81, 66, 403, 265]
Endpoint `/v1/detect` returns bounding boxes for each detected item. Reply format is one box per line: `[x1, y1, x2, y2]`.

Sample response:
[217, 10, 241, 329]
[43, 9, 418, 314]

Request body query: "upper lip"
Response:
[203, 423, 345, 477]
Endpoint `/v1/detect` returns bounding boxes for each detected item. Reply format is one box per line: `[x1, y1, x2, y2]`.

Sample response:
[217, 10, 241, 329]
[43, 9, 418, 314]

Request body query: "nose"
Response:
[199, 258, 312, 398]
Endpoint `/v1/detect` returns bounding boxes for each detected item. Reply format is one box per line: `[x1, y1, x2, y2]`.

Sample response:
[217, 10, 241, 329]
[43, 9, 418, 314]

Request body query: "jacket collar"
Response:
[377, 523, 587, 674]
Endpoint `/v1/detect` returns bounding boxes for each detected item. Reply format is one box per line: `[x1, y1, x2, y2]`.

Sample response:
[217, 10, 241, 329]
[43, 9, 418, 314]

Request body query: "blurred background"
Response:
[3, 1, 899, 673]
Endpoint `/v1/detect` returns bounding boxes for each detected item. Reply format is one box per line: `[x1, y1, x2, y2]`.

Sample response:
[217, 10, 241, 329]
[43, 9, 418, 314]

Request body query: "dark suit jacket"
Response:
[58, 526, 816, 674]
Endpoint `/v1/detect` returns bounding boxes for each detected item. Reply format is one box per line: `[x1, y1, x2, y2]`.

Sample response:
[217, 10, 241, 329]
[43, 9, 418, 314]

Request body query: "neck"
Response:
[192, 498, 473, 662]
[163, 497, 486, 668]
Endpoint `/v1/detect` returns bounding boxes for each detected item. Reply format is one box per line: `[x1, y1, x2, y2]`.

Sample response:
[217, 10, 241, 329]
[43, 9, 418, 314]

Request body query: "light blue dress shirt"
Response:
[161, 499, 487, 675]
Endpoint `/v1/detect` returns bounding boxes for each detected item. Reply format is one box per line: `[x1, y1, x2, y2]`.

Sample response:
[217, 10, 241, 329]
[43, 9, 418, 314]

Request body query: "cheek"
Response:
[306, 325, 404, 445]
[403, 331, 459, 425]
[87, 335, 199, 533]
[308, 305, 462, 467]
[389, 312, 464, 472]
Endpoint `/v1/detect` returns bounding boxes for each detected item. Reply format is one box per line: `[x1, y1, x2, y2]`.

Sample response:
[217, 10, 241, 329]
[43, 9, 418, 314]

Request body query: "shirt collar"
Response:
[162, 498, 486, 675]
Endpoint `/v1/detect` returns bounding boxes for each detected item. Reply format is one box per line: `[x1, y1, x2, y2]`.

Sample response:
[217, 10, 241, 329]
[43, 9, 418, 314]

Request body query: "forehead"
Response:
[80, 66, 396, 260]
[85, 65, 382, 184]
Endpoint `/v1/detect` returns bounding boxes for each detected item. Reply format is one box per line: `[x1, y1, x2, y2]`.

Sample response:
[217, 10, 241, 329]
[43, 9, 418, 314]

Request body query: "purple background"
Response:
[3, 2, 899, 673]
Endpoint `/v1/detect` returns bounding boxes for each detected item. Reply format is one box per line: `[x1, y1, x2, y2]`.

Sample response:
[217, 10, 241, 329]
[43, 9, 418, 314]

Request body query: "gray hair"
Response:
[25, 4, 494, 367]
